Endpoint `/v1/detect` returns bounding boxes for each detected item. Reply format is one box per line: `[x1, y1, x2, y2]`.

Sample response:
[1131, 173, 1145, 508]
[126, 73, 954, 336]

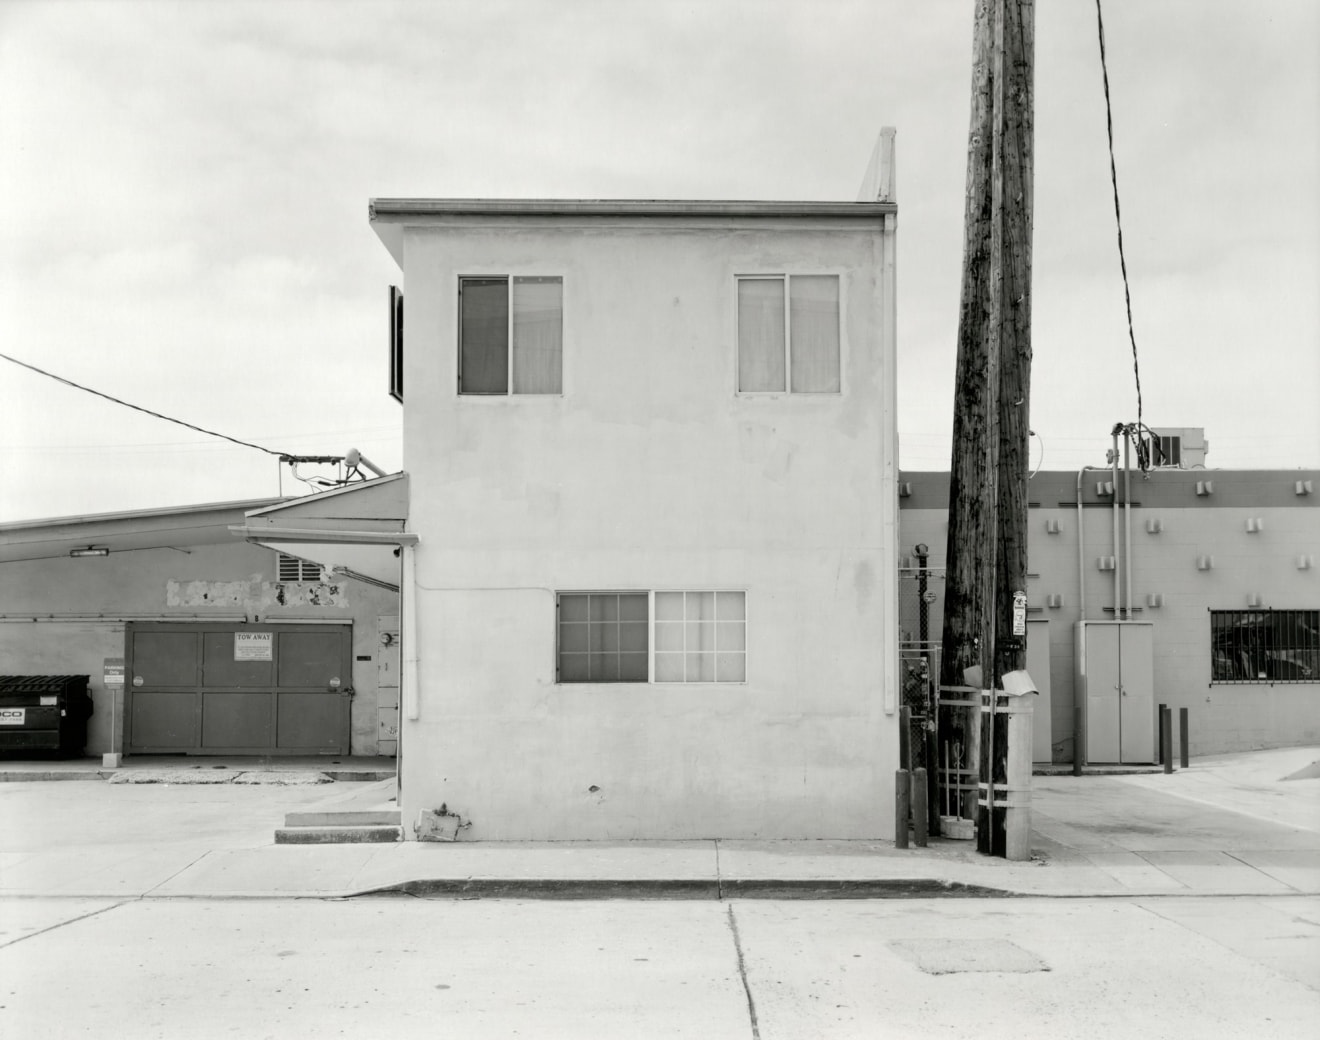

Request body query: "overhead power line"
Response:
[0, 350, 285, 458]
[1094, 0, 1146, 438]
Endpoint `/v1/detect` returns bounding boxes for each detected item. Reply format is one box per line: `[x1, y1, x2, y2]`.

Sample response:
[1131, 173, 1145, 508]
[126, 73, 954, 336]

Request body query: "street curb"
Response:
[359, 877, 1020, 901]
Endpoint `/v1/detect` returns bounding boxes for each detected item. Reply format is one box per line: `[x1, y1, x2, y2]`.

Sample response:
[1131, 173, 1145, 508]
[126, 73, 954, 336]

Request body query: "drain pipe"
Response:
[1123, 430, 1134, 621]
[1110, 425, 1123, 618]
[1074, 464, 1101, 776]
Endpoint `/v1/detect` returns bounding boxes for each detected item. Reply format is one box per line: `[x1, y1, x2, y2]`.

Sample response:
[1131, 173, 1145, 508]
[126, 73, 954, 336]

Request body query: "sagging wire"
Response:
[0, 350, 285, 458]
[0, 350, 374, 493]
[1094, 0, 1148, 450]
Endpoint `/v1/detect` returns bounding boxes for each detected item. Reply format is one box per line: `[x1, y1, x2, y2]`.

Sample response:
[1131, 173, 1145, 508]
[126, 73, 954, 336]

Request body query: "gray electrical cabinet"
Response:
[1076, 621, 1155, 765]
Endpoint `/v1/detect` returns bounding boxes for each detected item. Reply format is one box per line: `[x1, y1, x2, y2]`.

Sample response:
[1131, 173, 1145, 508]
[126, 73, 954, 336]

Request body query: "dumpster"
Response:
[0, 675, 93, 756]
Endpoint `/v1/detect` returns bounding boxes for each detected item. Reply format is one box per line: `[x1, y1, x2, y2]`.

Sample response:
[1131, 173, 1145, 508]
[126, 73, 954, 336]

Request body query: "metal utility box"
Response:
[1075, 622, 1155, 764]
[0, 675, 93, 756]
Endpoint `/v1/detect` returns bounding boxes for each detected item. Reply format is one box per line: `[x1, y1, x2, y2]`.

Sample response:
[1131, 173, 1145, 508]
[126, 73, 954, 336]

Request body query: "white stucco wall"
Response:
[396, 214, 898, 839]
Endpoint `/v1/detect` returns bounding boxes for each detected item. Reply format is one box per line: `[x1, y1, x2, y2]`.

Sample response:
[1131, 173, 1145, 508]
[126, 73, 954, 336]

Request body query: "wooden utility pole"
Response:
[940, 0, 1034, 857]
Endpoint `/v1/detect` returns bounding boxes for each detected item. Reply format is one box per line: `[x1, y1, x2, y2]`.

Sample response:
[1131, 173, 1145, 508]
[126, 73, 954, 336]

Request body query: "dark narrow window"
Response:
[388, 286, 403, 403]
[459, 277, 510, 394]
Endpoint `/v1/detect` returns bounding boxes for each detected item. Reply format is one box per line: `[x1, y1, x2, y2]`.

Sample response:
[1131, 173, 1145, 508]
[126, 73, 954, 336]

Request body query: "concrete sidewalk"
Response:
[1, 746, 1316, 901]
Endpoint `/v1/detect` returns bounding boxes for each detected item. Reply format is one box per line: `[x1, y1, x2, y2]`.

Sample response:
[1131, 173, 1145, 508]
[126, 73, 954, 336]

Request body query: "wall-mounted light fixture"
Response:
[1247, 593, 1263, 608]
[1146, 593, 1163, 608]
[1300, 555, 1314, 571]
[1097, 556, 1116, 571]
[1046, 593, 1064, 608]
[1196, 480, 1214, 496]
[1197, 555, 1215, 571]
[1246, 518, 1264, 533]
[1146, 517, 1163, 534]
[69, 546, 109, 558]
[1296, 480, 1313, 496]
[1096, 481, 1115, 496]
[1045, 519, 1061, 534]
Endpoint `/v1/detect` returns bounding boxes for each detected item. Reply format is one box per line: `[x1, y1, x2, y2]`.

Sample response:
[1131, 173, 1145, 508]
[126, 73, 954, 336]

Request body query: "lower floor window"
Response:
[557, 590, 747, 684]
[1210, 608, 1318, 682]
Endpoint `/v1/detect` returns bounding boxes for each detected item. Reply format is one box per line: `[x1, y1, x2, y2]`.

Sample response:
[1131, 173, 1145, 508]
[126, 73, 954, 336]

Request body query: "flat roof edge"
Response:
[369, 198, 896, 222]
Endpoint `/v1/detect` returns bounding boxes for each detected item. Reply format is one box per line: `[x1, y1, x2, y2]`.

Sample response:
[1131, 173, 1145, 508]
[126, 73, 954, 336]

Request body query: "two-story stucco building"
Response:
[367, 177, 901, 839]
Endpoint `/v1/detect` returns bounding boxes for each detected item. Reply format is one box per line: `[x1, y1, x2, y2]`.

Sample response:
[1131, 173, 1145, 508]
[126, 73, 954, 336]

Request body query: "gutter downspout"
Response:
[1111, 426, 1122, 619]
[1075, 465, 1098, 776]
[1123, 432, 1134, 621]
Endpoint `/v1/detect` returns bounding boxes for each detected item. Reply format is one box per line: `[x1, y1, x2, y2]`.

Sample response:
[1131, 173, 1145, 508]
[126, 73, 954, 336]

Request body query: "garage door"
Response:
[125, 622, 352, 755]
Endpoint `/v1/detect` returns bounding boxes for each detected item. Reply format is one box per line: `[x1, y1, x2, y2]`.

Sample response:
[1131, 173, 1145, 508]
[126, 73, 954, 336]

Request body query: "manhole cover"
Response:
[889, 937, 1049, 975]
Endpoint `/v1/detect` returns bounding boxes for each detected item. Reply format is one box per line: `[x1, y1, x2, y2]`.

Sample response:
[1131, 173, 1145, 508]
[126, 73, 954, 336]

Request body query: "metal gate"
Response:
[124, 622, 352, 755]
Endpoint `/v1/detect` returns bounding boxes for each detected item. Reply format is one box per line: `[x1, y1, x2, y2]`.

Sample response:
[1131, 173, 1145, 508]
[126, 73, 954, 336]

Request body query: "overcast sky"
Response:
[1, 0, 1316, 523]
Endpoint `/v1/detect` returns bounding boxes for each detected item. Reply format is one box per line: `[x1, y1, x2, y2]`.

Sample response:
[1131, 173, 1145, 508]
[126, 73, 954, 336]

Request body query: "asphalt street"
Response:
[2, 895, 1317, 1039]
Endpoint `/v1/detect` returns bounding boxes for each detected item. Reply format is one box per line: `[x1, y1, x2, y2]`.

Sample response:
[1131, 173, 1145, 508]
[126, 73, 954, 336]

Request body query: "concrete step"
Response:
[274, 824, 402, 845]
[283, 809, 401, 827]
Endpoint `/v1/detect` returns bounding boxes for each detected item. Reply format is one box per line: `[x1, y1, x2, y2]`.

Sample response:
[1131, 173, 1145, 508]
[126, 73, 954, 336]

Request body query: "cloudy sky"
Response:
[1, 0, 1316, 523]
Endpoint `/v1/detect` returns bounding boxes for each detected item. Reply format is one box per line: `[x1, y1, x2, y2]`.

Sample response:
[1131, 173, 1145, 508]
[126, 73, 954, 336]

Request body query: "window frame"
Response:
[457, 274, 564, 397]
[555, 589, 749, 685]
[1209, 608, 1319, 684]
[735, 272, 843, 396]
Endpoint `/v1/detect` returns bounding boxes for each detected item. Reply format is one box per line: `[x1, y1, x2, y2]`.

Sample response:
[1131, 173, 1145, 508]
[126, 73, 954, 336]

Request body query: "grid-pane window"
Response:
[459, 276, 562, 395]
[557, 590, 747, 684]
[737, 275, 840, 393]
[1210, 609, 1318, 683]
[654, 591, 746, 683]
[558, 593, 648, 683]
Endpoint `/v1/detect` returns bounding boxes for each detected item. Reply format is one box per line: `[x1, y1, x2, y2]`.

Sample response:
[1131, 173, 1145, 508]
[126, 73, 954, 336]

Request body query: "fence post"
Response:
[912, 768, 928, 847]
[895, 769, 910, 849]
[1179, 707, 1189, 769]
[1161, 706, 1173, 773]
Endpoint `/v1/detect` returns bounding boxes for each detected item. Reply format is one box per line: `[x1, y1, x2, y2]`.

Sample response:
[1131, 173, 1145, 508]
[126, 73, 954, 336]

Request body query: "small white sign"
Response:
[0, 708, 25, 726]
[104, 657, 125, 686]
[1012, 590, 1028, 637]
[234, 631, 274, 661]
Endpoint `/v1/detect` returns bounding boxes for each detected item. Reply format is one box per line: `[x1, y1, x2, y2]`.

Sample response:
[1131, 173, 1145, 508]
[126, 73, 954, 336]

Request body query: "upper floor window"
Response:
[458, 276, 562, 395]
[737, 274, 840, 393]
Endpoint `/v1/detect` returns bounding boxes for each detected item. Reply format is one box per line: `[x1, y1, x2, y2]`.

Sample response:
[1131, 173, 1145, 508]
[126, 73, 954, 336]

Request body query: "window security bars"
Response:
[1210, 609, 1318, 683]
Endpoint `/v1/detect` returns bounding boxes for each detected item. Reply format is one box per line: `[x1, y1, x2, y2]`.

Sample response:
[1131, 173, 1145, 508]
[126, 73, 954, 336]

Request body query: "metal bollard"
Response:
[1161, 706, 1173, 773]
[1179, 707, 1189, 769]
[1157, 703, 1167, 764]
[912, 768, 928, 847]
[895, 769, 910, 849]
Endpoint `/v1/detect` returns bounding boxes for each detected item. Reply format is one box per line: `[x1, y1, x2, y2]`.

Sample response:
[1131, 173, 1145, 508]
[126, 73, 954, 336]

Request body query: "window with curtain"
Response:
[459, 276, 562, 394]
[737, 274, 840, 393]
[556, 590, 747, 684]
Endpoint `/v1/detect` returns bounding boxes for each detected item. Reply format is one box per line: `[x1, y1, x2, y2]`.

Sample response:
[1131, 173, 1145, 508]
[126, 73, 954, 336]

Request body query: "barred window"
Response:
[1210, 609, 1318, 683]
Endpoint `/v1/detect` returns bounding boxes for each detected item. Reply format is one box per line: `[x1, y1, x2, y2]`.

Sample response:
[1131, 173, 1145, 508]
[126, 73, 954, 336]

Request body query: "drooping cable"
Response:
[1094, 0, 1146, 453]
[0, 350, 285, 457]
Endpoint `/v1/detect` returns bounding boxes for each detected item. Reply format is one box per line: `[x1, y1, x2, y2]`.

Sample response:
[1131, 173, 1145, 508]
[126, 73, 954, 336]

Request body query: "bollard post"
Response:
[899, 705, 911, 771]
[1179, 707, 1189, 769]
[912, 768, 928, 847]
[895, 769, 910, 849]
[1161, 706, 1173, 773]
[1157, 703, 1167, 764]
